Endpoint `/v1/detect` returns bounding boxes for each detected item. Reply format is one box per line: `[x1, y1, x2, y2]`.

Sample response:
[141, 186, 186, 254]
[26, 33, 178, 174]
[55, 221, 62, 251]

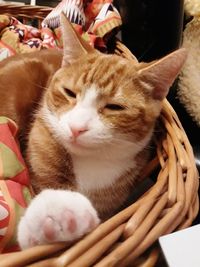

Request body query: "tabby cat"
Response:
[0, 14, 187, 249]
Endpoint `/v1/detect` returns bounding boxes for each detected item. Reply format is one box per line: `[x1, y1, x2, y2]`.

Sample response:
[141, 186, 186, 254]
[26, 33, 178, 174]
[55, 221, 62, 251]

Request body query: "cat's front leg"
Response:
[17, 189, 100, 249]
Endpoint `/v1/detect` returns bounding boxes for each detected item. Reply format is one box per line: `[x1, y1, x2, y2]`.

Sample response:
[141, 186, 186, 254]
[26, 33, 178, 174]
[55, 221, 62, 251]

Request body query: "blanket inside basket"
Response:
[0, 0, 122, 60]
[0, 117, 32, 253]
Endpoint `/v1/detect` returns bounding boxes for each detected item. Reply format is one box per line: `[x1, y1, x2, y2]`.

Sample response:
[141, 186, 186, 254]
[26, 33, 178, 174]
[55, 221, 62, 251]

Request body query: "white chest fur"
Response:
[71, 129, 153, 192]
[72, 153, 136, 192]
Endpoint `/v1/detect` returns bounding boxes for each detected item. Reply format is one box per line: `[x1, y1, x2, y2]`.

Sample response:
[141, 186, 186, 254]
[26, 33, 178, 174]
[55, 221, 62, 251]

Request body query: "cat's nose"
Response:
[70, 126, 88, 138]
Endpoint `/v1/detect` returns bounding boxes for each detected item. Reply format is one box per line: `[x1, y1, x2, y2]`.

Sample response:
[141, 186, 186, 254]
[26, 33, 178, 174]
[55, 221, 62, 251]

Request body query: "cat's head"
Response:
[41, 13, 187, 156]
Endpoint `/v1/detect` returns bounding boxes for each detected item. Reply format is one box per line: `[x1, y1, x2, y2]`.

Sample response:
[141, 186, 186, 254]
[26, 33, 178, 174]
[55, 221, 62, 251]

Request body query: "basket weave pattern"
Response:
[0, 3, 52, 26]
[0, 4, 199, 267]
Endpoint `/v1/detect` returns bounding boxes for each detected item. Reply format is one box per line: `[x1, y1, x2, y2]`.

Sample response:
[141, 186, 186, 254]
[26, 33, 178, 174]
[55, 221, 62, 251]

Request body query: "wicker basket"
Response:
[0, 3, 52, 27]
[0, 4, 199, 267]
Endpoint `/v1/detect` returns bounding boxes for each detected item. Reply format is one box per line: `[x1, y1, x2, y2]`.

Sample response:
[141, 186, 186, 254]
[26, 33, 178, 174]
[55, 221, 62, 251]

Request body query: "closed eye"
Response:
[104, 104, 125, 111]
[63, 88, 76, 98]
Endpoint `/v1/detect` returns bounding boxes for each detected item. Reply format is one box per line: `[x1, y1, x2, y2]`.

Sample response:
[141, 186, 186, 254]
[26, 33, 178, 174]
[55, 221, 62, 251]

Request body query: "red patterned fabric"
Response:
[0, 0, 122, 60]
[0, 117, 33, 252]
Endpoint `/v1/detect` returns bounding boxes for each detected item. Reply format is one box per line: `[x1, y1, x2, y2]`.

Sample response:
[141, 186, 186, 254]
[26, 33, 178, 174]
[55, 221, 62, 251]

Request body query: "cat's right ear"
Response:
[60, 12, 95, 67]
[137, 48, 187, 101]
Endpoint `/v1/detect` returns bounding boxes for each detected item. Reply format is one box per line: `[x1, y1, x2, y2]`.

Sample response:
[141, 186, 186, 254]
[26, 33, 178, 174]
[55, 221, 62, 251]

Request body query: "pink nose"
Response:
[70, 126, 88, 138]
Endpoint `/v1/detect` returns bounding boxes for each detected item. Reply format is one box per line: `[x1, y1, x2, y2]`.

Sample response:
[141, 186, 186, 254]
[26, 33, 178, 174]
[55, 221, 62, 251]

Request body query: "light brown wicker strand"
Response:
[159, 164, 186, 234]
[156, 139, 166, 168]
[158, 162, 185, 221]
[161, 106, 183, 143]
[190, 196, 199, 226]
[123, 197, 158, 238]
[165, 119, 188, 171]
[141, 165, 169, 199]
[166, 134, 178, 205]
[162, 100, 191, 169]
[135, 248, 160, 267]
[27, 257, 58, 267]
[160, 113, 188, 170]
[161, 140, 169, 166]
[183, 167, 197, 212]
[0, 242, 67, 267]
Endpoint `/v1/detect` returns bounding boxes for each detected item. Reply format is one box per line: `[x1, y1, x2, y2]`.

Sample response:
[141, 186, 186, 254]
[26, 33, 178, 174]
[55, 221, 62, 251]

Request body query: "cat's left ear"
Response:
[60, 12, 95, 67]
[138, 48, 187, 100]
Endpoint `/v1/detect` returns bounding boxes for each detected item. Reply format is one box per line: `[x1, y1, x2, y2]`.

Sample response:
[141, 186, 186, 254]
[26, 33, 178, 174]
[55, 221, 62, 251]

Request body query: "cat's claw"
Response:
[17, 189, 100, 249]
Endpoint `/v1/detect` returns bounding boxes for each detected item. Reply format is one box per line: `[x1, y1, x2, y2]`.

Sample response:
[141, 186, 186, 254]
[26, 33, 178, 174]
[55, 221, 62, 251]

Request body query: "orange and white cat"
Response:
[0, 14, 187, 249]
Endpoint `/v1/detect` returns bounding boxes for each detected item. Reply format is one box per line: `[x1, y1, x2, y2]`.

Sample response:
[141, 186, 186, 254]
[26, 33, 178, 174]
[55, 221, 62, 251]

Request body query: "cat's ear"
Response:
[60, 12, 95, 67]
[137, 48, 187, 100]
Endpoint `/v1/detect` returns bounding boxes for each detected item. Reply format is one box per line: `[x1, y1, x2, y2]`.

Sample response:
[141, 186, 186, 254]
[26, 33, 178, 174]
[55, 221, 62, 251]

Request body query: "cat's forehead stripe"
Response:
[83, 55, 130, 92]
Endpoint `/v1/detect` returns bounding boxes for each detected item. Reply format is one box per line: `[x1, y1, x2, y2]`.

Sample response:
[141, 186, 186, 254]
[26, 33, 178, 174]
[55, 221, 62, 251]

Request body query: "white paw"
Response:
[17, 189, 100, 249]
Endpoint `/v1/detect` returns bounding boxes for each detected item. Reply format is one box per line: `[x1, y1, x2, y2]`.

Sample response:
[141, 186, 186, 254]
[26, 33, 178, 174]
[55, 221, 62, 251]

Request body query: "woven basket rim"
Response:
[0, 4, 199, 267]
[0, 3, 53, 20]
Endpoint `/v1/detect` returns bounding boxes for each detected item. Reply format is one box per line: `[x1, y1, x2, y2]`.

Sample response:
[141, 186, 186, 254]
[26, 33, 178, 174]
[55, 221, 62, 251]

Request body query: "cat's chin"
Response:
[65, 138, 106, 156]
[65, 140, 94, 156]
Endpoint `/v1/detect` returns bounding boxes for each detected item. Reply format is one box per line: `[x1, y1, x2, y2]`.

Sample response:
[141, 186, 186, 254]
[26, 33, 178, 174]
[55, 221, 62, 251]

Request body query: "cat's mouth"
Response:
[66, 139, 92, 155]
[66, 135, 103, 155]
[69, 138, 82, 147]
[67, 136, 89, 150]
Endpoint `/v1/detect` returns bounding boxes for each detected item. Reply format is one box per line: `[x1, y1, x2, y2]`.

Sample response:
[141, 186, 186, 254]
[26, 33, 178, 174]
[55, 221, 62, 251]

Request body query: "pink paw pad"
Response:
[42, 210, 77, 242]
[62, 209, 77, 234]
[43, 217, 57, 241]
